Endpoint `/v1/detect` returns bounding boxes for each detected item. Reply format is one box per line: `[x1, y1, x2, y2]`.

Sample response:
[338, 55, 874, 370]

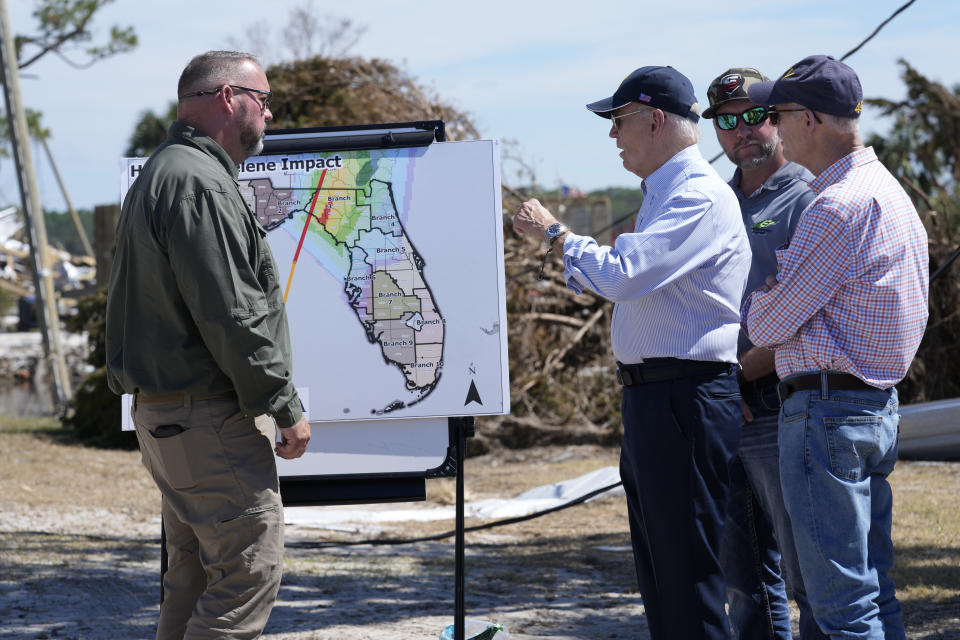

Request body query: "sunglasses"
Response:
[715, 106, 775, 131]
[610, 108, 650, 132]
[769, 106, 823, 124]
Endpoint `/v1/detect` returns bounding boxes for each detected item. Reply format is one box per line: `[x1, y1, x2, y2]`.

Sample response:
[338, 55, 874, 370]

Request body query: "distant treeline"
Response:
[590, 187, 646, 228]
[530, 186, 646, 231]
[42, 209, 94, 256]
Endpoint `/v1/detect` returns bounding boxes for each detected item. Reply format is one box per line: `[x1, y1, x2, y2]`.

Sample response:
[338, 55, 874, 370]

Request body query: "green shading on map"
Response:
[238, 150, 444, 411]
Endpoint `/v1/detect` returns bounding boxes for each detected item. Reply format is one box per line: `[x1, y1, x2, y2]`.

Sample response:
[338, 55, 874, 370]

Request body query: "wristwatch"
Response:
[544, 222, 569, 245]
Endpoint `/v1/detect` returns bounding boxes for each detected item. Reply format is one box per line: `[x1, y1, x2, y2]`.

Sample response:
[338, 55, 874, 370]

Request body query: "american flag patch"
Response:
[637, 93, 651, 102]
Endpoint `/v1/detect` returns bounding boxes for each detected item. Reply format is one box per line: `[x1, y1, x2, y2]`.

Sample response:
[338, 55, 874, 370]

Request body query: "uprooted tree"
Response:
[124, 55, 480, 158]
[265, 56, 478, 140]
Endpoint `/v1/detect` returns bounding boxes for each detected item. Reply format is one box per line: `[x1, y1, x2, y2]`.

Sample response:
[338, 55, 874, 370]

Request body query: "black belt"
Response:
[616, 358, 732, 387]
[777, 372, 880, 401]
[742, 371, 779, 391]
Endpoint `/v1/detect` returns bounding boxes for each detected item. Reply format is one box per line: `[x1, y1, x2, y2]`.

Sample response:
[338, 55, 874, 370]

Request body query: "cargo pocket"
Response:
[148, 424, 196, 489]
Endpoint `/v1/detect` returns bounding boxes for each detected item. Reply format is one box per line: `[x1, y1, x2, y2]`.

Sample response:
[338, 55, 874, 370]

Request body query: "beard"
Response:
[238, 100, 265, 158]
[725, 130, 779, 170]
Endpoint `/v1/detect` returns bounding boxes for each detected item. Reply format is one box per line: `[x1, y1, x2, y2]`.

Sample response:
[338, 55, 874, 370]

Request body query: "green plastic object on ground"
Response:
[439, 620, 506, 640]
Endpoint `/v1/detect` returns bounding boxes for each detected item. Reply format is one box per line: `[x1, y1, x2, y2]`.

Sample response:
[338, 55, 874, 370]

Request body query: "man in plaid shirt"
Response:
[742, 55, 928, 639]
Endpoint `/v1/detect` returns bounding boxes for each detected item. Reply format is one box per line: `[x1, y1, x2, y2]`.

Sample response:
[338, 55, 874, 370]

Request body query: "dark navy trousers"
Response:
[619, 365, 741, 639]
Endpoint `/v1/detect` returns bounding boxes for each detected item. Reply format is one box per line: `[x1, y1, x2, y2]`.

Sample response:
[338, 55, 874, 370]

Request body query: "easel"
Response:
[451, 416, 475, 639]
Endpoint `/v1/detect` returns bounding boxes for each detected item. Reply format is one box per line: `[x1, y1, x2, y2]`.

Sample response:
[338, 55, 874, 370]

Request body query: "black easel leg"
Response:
[455, 416, 466, 640]
[160, 514, 167, 604]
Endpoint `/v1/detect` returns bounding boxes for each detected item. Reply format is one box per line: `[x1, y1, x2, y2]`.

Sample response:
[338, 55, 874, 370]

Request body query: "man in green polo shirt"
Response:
[106, 50, 310, 639]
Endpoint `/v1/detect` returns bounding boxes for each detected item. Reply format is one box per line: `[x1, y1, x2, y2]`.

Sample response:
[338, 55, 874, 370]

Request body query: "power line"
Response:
[705, 0, 917, 167]
[840, 0, 917, 61]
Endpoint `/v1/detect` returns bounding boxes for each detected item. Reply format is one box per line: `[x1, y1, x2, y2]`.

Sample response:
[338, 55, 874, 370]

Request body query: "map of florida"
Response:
[241, 169, 444, 408]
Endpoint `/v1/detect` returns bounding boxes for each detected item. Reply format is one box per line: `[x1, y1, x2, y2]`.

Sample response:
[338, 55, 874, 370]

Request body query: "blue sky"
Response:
[3, 0, 958, 213]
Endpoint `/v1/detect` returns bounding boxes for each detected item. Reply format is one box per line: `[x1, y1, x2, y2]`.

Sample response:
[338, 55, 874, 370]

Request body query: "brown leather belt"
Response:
[777, 373, 880, 401]
[136, 391, 235, 405]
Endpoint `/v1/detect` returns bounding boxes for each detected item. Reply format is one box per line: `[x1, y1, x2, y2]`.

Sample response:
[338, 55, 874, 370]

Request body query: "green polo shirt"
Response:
[105, 122, 302, 429]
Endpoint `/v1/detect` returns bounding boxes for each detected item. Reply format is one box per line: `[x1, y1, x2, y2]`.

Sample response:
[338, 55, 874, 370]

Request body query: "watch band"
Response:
[545, 223, 569, 245]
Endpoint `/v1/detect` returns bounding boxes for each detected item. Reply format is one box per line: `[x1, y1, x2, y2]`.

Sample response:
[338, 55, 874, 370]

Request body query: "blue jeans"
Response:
[724, 380, 825, 640]
[778, 376, 905, 639]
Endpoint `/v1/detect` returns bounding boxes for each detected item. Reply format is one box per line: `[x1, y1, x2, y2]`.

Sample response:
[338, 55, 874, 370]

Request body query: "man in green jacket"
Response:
[106, 50, 310, 639]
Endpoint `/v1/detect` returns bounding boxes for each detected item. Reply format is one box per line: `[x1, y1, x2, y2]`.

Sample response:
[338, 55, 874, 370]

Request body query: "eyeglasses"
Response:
[715, 106, 773, 131]
[610, 108, 649, 132]
[179, 84, 273, 112]
[769, 107, 822, 124]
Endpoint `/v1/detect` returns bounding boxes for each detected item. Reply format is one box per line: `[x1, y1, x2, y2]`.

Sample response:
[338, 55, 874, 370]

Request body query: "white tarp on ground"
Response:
[285, 466, 623, 528]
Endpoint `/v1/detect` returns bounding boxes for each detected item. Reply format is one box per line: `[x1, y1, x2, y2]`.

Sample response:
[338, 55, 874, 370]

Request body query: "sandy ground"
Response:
[1, 423, 958, 639]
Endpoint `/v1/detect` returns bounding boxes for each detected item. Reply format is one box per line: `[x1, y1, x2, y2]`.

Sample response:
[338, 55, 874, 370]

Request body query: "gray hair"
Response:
[821, 112, 859, 135]
[177, 50, 261, 97]
[666, 110, 701, 144]
[632, 103, 701, 144]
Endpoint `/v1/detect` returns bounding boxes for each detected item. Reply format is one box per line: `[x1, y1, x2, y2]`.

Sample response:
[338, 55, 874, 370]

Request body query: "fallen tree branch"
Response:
[518, 312, 585, 328]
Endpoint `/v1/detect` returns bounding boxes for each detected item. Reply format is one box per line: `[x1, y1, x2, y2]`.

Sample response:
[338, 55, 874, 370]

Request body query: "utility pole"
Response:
[0, 0, 72, 406]
[41, 136, 94, 257]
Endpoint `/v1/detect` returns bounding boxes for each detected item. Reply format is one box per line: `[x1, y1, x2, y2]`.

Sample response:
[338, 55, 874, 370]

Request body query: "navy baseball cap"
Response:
[746, 55, 863, 118]
[586, 66, 700, 122]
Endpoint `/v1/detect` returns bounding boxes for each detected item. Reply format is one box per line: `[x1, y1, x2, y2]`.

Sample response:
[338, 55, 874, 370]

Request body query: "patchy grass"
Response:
[0, 415, 159, 522]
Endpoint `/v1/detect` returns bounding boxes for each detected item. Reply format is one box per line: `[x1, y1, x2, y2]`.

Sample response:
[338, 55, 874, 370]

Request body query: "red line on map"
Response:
[293, 170, 327, 262]
[284, 169, 327, 303]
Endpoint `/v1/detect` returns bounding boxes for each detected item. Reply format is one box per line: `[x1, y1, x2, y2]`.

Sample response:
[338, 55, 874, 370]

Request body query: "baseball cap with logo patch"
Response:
[701, 68, 769, 119]
[746, 55, 863, 118]
[586, 65, 700, 122]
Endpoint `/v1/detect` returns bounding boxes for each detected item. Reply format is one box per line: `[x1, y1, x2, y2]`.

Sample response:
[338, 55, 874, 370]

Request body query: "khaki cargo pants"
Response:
[133, 394, 284, 640]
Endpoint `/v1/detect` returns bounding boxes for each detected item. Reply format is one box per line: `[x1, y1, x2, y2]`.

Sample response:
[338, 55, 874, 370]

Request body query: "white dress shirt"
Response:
[562, 145, 751, 364]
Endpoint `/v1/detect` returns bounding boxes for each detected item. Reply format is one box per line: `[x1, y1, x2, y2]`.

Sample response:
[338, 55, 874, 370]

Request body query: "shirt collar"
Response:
[642, 145, 702, 198]
[730, 161, 810, 198]
[167, 121, 240, 179]
[810, 147, 877, 195]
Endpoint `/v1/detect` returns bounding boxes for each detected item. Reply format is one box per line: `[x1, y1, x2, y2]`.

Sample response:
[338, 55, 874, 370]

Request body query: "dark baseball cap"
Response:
[702, 68, 769, 119]
[586, 65, 700, 122]
[746, 55, 863, 118]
